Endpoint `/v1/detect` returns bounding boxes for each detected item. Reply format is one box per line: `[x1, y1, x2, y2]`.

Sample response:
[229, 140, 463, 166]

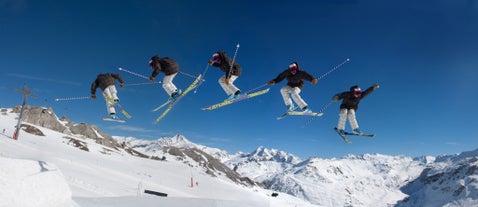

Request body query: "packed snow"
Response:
[2, 106, 478, 207]
[0, 108, 318, 207]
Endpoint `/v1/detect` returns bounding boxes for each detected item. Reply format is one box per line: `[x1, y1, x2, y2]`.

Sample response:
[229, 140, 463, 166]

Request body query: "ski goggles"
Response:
[289, 63, 298, 70]
[212, 53, 220, 62]
[353, 88, 362, 96]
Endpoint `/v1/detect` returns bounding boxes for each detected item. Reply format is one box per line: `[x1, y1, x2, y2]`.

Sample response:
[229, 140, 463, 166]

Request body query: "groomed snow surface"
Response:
[0, 110, 318, 207]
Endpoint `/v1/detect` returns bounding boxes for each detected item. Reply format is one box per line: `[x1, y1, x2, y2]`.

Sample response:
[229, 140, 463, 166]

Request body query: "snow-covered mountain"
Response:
[2, 105, 478, 207]
[396, 152, 478, 207]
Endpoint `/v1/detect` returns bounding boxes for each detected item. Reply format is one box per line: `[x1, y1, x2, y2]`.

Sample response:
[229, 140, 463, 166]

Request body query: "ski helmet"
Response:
[149, 55, 160, 68]
[289, 62, 298, 74]
[212, 53, 220, 61]
[289, 62, 298, 70]
[350, 85, 362, 96]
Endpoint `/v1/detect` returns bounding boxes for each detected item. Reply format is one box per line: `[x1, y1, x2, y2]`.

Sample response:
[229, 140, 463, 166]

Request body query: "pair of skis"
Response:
[276, 106, 323, 120]
[200, 88, 270, 110]
[152, 74, 202, 124]
[333, 127, 374, 143]
[102, 94, 132, 123]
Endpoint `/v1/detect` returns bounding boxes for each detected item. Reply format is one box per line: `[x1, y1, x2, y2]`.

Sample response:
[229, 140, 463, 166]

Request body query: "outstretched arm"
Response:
[361, 83, 379, 99]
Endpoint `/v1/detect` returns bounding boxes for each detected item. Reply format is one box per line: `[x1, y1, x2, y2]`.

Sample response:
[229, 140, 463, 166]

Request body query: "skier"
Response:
[91, 73, 125, 119]
[149, 55, 181, 99]
[267, 62, 318, 112]
[333, 84, 379, 135]
[208, 51, 243, 100]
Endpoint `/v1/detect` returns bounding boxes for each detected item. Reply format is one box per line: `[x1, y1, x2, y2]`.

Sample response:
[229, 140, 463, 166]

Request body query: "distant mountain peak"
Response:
[157, 134, 195, 148]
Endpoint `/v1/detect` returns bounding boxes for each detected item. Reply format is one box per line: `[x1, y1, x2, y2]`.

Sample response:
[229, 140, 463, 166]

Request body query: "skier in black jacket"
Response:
[91, 73, 125, 119]
[333, 84, 379, 135]
[149, 55, 181, 99]
[268, 62, 318, 112]
[208, 51, 243, 100]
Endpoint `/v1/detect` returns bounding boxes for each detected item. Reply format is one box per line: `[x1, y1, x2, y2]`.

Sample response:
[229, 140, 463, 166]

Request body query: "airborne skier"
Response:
[208, 51, 243, 100]
[267, 62, 318, 112]
[91, 73, 125, 120]
[149, 55, 182, 100]
[333, 84, 379, 135]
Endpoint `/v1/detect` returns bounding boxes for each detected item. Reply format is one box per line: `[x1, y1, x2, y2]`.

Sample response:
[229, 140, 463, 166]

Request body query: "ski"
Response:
[201, 88, 270, 110]
[152, 98, 175, 112]
[102, 117, 126, 123]
[344, 131, 374, 137]
[153, 74, 202, 124]
[334, 127, 351, 143]
[102, 94, 132, 119]
[286, 111, 323, 117]
[277, 106, 299, 120]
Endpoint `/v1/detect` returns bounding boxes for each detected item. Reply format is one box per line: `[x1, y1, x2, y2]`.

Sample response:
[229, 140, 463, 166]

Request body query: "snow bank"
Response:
[0, 157, 75, 207]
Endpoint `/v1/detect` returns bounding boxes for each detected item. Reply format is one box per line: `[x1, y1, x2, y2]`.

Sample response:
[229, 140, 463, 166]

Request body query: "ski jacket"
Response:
[211, 51, 242, 78]
[270, 69, 315, 89]
[333, 85, 376, 111]
[91, 73, 124, 94]
[150, 56, 179, 77]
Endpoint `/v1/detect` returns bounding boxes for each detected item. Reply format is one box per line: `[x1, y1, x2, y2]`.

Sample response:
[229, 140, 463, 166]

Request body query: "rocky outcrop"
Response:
[13, 106, 69, 134]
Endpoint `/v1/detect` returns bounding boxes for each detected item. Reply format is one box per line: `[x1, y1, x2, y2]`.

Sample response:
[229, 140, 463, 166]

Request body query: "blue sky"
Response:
[1, 0, 478, 159]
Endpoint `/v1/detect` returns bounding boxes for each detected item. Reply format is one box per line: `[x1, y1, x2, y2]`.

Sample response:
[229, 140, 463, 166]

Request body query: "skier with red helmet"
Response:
[149, 55, 181, 99]
[333, 84, 379, 135]
[267, 62, 318, 112]
[208, 51, 243, 100]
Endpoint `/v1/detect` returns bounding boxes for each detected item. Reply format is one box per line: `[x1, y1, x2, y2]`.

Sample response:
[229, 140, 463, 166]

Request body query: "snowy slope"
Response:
[0, 107, 318, 207]
[3, 105, 478, 207]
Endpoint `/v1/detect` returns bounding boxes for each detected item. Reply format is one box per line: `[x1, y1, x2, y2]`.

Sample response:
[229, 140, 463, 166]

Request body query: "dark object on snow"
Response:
[144, 189, 168, 197]
[271, 192, 279, 197]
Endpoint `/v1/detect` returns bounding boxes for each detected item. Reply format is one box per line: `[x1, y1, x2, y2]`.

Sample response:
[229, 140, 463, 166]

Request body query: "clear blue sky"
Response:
[1, 0, 477, 159]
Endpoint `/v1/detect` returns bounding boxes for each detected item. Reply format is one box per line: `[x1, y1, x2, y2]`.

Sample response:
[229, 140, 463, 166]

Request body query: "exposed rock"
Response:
[20, 124, 45, 136]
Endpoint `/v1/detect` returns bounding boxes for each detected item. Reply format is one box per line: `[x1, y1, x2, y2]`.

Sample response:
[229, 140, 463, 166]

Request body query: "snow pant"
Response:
[280, 85, 307, 109]
[337, 108, 359, 130]
[103, 85, 118, 115]
[162, 72, 179, 96]
[219, 75, 240, 96]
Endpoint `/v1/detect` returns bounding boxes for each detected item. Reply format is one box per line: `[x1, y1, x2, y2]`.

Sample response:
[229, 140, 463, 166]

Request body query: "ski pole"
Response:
[124, 82, 161, 87]
[303, 100, 334, 127]
[55, 96, 91, 102]
[194, 63, 210, 94]
[118, 67, 150, 80]
[179, 71, 202, 79]
[227, 43, 240, 80]
[317, 58, 350, 81]
[244, 83, 268, 94]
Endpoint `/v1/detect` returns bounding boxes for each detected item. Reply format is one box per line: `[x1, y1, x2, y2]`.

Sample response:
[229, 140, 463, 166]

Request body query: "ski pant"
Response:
[219, 75, 240, 95]
[103, 85, 119, 115]
[280, 85, 307, 110]
[337, 108, 359, 130]
[162, 72, 179, 96]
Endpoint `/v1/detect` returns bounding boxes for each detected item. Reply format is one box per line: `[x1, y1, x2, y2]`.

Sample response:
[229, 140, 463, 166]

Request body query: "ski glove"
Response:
[120, 82, 125, 88]
[267, 80, 275, 85]
[149, 76, 155, 82]
[332, 96, 339, 102]
[225, 78, 230, 85]
[373, 84, 380, 89]
[311, 79, 318, 85]
[91, 94, 96, 99]
[208, 59, 213, 64]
